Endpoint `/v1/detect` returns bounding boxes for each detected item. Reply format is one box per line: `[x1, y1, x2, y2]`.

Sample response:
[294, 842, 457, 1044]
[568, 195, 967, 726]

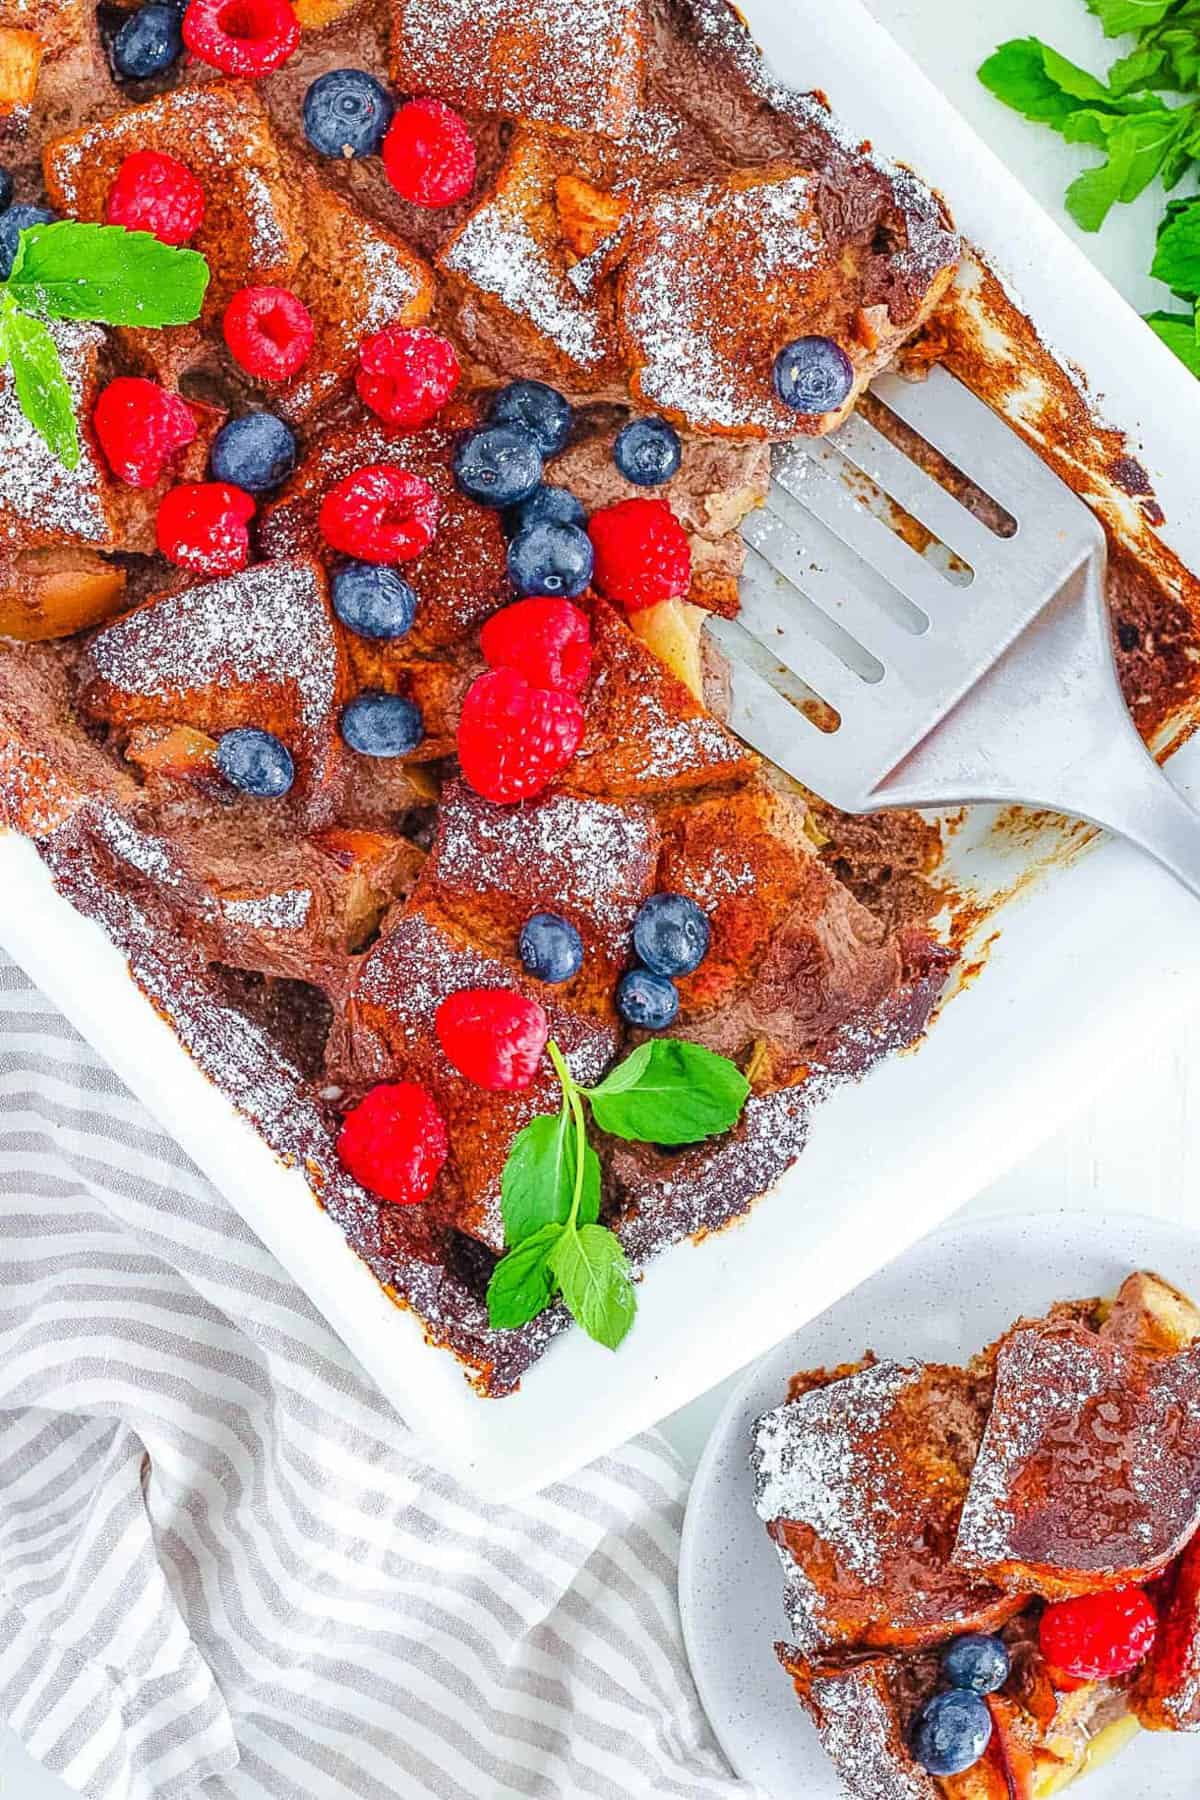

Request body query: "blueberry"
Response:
[519, 913, 584, 984]
[488, 380, 572, 456]
[0, 168, 13, 215]
[303, 68, 394, 159]
[633, 893, 710, 978]
[503, 483, 587, 539]
[216, 728, 295, 798]
[210, 412, 296, 494]
[616, 968, 679, 1031]
[0, 206, 55, 280]
[910, 1692, 992, 1777]
[773, 336, 855, 416]
[332, 563, 417, 641]
[111, 4, 182, 78]
[453, 424, 544, 509]
[507, 520, 594, 598]
[339, 691, 424, 758]
[614, 416, 682, 487]
[942, 1635, 1010, 1697]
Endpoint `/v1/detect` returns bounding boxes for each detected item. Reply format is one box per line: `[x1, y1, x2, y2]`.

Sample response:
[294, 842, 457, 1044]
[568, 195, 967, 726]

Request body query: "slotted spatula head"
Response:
[710, 366, 1107, 813]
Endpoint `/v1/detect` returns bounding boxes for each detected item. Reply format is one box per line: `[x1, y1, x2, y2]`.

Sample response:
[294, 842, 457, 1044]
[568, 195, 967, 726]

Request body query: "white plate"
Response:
[679, 1210, 1200, 1799]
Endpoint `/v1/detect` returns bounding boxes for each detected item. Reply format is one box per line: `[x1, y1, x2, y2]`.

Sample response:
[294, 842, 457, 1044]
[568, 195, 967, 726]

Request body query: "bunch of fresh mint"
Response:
[487, 1037, 749, 1349]
[0, 220, 209, 469]
[980, 1, 1200, 373]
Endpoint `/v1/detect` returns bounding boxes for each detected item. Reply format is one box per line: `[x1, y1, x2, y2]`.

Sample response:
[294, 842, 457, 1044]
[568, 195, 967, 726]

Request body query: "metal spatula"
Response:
[710, 365, 1200, 899]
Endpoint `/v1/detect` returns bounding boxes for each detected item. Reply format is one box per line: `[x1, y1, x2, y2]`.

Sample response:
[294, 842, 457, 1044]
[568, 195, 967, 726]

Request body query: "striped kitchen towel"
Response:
[0, 954, 752, 1800]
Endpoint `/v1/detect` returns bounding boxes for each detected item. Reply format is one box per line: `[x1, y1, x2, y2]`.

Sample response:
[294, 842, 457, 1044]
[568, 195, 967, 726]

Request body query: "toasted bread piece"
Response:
[390, 0, 644, 140]
[439, 129, 623, 393]
[79, 556, 350, 814]
[564, 599, 757, 799]
[339, 902, 618, 1248]
[0, 549, 125, 640]
[777, 1648, 940, 1800]
[412, 777, 659, 1008]
[953, 1274, 1200, 1598]
[656, 778, 908, 1079]
[0, 27, 41, 117]
[1134, 1529, 1200, 1731]
[753, 1357, 1020, 1654]
[0, 640, 138, 837]
[259, 405, 511, 654]
[614, 164, 958, 439]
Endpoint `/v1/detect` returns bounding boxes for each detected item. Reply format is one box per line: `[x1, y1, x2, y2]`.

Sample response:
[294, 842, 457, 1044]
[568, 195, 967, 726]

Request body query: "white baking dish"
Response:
[5, 0, 1200, 1500]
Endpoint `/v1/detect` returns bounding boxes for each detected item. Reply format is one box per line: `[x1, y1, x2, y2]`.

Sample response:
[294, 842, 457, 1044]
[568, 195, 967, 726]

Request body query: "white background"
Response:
[4, 0, 1199, 1791]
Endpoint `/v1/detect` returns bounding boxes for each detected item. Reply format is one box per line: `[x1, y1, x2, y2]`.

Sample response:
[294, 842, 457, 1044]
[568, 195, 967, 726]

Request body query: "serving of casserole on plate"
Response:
[2, 0, 1200, 1497]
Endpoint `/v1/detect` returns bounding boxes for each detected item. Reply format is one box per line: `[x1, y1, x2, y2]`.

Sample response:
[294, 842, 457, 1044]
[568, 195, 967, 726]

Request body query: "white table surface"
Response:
[3, 2, 1194, 1792]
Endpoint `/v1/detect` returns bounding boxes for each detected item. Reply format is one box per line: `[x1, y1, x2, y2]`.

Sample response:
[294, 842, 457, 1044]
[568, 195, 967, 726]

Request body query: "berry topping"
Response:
[910, 1691, 992, 1778]
[355, 325, 460, 430]
[614, 416, 682, 487]
[942, 1634, 1011, 1697]
[519, 913, 584, 985]
[633, 893, 710, 978]
[209, 411, 297, 494]
[434, 988, 549, 1092]
[215, 726, 294, 797]
[112, 3, 183, 79]
[1039, 1586, 1158, 1681]
[0, 206, 54, 281]
[319, 465, 439, 563]
[457, 666, 584, 804]
[93, 377, 197, 488]
[156, 481, 254, 575]
[480, 596, 591, 694]
[337, 1081, 448, 1206]
[303, 67, 393, 159]
[773, 335, 855, 416]
[223, 285, 314, 382]
[616, 968, 679, 1031]
[488, 379, 572, 457]
[588, 498, 691, 610]
[182, 0, 300, 77]
[339, 691, 424, 758]
[503, 483, 587, 539]
[453, 425, 543, 510]
[0, 167, 12, 213]
[382, 97, 476, 208]
[507, 520, 594, 599]
[105, 149, 205, 246]
[332, 563, 417, 641]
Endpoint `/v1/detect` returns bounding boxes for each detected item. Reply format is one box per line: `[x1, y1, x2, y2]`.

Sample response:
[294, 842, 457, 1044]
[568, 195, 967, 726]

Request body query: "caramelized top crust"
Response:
[776, 1649, 939, 1800]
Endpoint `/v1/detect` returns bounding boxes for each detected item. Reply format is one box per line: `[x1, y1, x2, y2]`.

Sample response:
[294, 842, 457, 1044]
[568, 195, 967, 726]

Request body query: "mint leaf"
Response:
[486, 1224, 562, 1330]
[500, 1108, 599, 1245]
[979, 39, 1097, 129]
[1086, 0, 1177, 33]
[1151, 197, 1200, 293]
[1064, 108, 1186, 228]
[1108, 45, 1170, 92]
[549, 1223, 636, 1350]
[1146, 308, 1200, 374]
[0, 306, 79, 469]
[6, 222, 209, 328]
[586, 1039, 749, 1145]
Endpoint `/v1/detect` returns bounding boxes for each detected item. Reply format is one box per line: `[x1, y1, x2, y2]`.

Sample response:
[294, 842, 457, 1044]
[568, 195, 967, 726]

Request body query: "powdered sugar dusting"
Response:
[0, 323, 111, 550]
[806, 1667, 937, 1800]
[222, 889, 312, 931]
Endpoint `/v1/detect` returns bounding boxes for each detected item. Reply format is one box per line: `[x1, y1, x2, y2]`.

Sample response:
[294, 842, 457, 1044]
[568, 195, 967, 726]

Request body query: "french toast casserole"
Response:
[1, 0, 1200, 1392]
[753, 1270, 1200, 1794]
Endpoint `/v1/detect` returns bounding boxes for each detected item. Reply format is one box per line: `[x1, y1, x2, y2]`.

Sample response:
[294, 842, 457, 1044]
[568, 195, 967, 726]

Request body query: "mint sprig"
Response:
[487, 1037, 750, 1349]
[0, 221, 209, 469]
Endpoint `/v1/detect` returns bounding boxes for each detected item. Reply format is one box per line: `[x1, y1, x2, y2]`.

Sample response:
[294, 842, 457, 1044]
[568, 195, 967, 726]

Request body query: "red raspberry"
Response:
[355, 326, 461, 430]
[588, 497, 692, 610]
[182, 0, 299, 75]
[105, 150, 206, 246]
[156, 482, 255, 575]
[435, 988, 549, 1092]
[1039, 1587, 1158, 1681]
[480, 597, 591, 694]
[337, 1081, 448, 1205]
[319, 465, 439, 563]
[93, 378, 197, 488]
[457, 666, 584, 804]
[223, 286, 314, 382]
[382, 98, 476, 208]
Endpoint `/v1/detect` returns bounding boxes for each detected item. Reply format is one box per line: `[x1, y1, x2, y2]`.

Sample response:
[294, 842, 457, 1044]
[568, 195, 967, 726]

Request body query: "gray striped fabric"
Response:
[0, 954, 752, 1800]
